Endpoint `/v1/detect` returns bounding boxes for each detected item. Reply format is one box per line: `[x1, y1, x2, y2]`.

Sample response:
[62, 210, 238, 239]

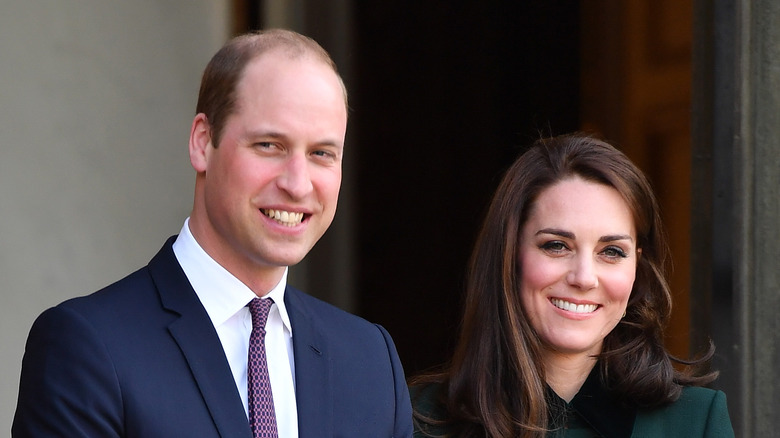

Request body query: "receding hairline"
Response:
[195, 29, 349, 147]
[230, 30, 348, 106]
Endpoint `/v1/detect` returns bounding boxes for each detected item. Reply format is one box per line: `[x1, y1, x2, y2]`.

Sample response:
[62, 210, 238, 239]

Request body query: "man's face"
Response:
[190, 51, 347, 284]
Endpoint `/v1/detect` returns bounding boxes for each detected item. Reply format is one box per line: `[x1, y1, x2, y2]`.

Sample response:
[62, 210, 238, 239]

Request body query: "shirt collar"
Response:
[172, 218, 293, 334]
[547, 363, 637, 438]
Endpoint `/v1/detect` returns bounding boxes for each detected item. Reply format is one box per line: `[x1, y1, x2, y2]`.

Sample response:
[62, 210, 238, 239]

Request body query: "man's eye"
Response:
[312, 149, 339, 162]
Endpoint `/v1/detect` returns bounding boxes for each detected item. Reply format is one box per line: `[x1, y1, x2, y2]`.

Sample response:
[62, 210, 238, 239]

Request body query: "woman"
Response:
[411, 134, 734, 437]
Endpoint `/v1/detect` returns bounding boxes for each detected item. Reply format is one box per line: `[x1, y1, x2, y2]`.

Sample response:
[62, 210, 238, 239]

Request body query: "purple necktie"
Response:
[247, 297, 278, 438]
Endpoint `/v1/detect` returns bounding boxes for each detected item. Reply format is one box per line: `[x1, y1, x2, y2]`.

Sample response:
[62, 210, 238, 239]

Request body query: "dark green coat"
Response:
[630, 387, 732, 437]
[411, 374, 734, 438]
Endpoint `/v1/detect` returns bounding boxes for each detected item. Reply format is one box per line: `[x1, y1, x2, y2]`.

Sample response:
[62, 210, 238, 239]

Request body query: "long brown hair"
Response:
[411, 133, 716, 437]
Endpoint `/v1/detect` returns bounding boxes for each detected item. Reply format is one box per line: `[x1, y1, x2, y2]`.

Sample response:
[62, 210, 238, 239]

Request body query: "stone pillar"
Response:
[691, 0, 780, 436]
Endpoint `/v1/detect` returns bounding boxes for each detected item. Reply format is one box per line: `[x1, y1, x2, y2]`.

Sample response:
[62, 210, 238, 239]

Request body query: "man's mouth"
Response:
[550, 298, 599, 314]
[262, 209, 304, 227]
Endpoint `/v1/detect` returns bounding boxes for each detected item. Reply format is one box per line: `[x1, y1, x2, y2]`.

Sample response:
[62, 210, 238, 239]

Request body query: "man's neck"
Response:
[185, 217, 287, 296]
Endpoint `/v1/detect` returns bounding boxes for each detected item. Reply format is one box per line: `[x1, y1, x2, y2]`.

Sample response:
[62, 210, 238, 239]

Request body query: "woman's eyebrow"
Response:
[536, 228, 574, 239]
[536, 229, 634, 243]
[599, 234, 634, 243]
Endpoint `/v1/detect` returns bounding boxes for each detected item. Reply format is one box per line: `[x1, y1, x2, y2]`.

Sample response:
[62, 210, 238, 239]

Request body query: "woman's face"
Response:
[519, 176, 638, 358]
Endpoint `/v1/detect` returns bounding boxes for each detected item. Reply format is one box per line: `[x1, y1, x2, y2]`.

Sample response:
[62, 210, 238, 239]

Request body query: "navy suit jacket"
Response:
[13, 237, 413, 437]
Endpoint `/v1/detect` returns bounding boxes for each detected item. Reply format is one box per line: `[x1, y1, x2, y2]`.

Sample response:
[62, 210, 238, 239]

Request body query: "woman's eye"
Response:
[602, 246, 628, 259]
[540, 241, 568, 253]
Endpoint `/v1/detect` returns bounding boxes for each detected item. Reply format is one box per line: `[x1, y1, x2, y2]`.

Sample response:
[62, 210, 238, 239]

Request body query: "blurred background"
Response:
[2, 1, 778, 436]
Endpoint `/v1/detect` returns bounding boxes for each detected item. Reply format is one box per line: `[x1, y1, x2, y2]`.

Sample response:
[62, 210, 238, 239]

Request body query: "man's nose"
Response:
[276, 154, 313, 199]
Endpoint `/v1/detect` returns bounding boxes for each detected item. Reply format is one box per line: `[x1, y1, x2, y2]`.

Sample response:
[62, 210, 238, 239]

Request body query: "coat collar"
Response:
[548, 364, 637, 438]
[150, 237, 253, 438]
[284, 287, 331, 437]
[151, 237, 336, 437]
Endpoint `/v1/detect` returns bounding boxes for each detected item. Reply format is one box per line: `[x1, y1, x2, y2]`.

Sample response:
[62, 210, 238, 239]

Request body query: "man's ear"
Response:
[189, 113, 212, 172]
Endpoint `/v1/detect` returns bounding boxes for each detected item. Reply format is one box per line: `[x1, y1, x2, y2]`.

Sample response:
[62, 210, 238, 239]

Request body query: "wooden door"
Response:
[581, 0, 694, 358]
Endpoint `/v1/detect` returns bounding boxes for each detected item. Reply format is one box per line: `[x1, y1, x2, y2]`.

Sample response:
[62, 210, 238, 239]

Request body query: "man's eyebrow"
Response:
[246, 130, 343, 148]
[246, 130, 286, 140]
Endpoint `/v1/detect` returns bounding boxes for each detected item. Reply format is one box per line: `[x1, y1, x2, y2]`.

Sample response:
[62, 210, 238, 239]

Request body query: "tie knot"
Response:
[248, 297, 274, 331]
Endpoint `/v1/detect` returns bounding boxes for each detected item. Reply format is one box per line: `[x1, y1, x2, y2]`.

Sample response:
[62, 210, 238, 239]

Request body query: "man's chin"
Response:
[261, 248, 313, 268]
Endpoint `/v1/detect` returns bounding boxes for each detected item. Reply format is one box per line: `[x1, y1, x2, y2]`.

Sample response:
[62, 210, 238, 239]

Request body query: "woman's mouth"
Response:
[550, 298, 599, 314]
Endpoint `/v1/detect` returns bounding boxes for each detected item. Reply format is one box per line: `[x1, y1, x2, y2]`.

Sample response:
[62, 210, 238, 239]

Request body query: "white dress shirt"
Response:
[172, 219, 298, 437]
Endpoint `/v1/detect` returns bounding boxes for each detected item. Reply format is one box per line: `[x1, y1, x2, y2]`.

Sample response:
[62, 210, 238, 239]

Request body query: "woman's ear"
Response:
[189, 113, 212, 172]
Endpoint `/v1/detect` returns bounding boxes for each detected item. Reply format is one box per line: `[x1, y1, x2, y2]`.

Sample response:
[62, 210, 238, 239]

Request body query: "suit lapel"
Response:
[286, 287, 331, 437]
[149, 238, 252, 438]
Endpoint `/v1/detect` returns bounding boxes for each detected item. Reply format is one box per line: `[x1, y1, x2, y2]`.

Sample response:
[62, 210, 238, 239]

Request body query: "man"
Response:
[13, 29, 413, 437]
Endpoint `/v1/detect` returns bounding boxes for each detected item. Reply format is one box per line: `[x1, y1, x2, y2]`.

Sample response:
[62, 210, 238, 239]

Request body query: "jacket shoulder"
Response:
[633, 387, 735, 437]
[285, 286, 382, 332]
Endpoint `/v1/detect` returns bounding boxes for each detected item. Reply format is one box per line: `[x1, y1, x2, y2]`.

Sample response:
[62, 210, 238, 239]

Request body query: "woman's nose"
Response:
[567, 255, 598, 291]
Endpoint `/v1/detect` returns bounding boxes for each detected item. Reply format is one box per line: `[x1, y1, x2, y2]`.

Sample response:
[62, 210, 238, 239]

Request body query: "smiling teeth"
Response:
[263, 209, 304, 227]
[551, 299, 598, 314]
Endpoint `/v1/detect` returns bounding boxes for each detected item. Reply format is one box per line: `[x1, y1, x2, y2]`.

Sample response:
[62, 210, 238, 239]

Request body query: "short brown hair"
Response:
[195, 29, 347, 146]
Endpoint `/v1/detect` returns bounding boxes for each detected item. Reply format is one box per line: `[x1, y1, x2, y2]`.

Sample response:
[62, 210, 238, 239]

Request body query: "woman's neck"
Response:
[542, 351, 598, 402]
